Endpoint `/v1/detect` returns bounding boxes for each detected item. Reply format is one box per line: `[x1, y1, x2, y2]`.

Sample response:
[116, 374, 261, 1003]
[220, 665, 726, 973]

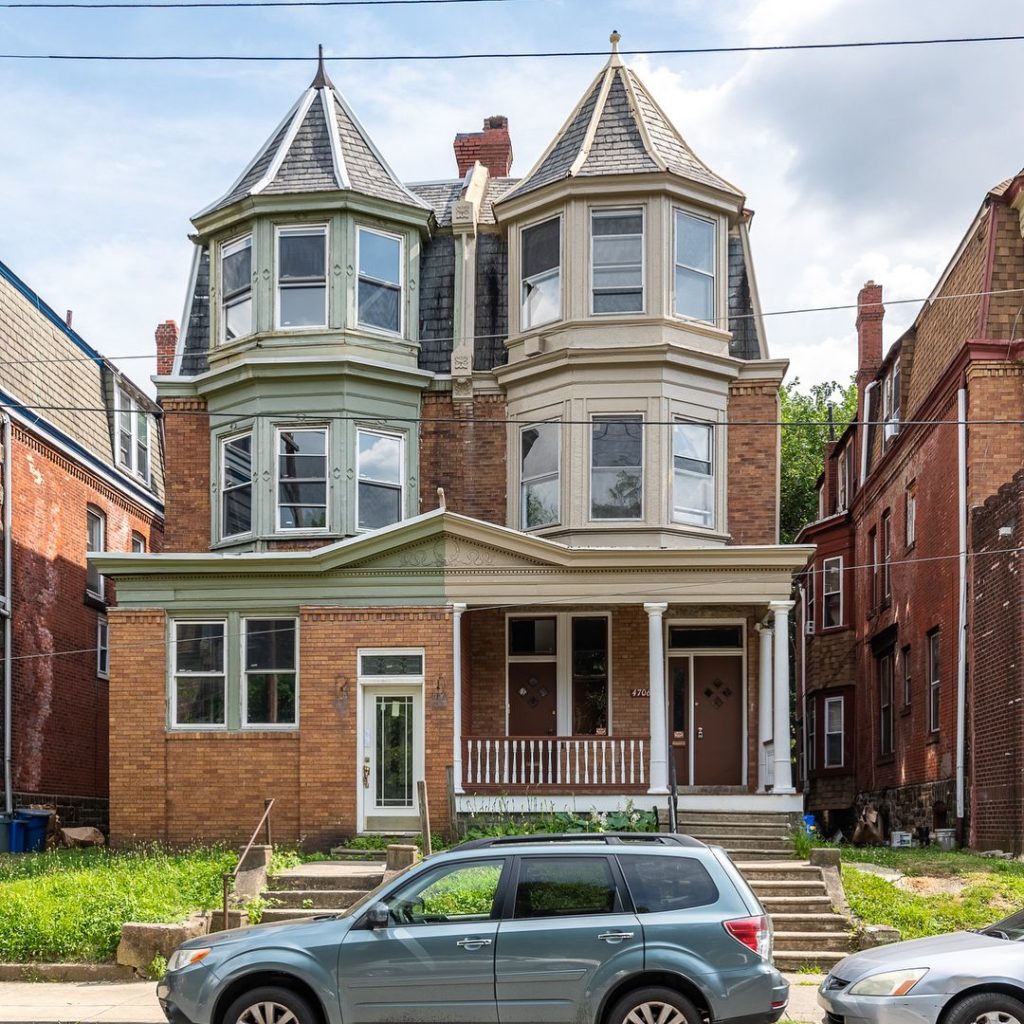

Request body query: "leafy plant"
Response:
[302, 898, 314, 909]
[244, 896, 270, 925]
[146, 953, 168, 979]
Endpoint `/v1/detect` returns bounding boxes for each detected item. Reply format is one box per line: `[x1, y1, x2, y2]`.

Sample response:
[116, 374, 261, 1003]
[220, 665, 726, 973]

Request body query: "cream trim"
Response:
[568, 65, 616, 178]
[620, 66, 667, 173]
[321, 89, 350, 190]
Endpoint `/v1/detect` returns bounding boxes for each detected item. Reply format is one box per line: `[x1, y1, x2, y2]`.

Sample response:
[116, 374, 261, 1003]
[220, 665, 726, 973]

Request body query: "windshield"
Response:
[982, 909, 1024, 941]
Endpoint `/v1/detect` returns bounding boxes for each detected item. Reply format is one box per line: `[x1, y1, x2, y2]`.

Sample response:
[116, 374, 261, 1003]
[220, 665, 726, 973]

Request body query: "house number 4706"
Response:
[630, 688, 650, 698]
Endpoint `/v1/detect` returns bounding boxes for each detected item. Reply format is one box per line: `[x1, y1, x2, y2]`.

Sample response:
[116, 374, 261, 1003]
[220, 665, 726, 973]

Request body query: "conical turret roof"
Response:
[195, 48, 430, 220]
[503, 32, 742, 203]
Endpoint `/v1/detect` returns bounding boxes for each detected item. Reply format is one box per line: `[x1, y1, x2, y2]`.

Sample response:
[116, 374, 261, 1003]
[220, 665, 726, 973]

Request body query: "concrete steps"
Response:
[265, 889, 370, 909]
[260, 861, 386, 925]
[773, 949, 849, 971]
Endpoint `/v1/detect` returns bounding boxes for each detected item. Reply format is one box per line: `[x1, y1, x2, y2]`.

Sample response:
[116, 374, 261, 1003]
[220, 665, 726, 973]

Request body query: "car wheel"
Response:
[946, 993, 1024, 1024]
[606, 986, 702, 1024]
[223, 985, 318, 1024]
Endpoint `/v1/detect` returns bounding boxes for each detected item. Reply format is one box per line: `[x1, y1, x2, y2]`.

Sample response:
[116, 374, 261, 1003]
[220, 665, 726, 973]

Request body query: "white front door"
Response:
[361, 684, 424, 831]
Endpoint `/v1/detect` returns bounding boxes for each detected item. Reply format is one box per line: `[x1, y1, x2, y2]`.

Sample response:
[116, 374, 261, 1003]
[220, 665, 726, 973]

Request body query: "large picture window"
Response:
[674, 210, 715, 322]
[672, 422, 714, 528]
[358, 227, 402, 334]
[221, 432, 253, 538]
[243, 618, 297, 727]
[591, 415, 643, 520]
[357, 429, 403, 530]
[520, 423, 560, 529]
[172, 621, 226, 728]
[277, 428, 328, 531]
[823, 556, 843, 628]
[591, 208, 643, 314]
[521, 217, 561, 329]
[277, 226, 327, 328]
[116, 387, 150, 482]
[221, 234, 253, 341]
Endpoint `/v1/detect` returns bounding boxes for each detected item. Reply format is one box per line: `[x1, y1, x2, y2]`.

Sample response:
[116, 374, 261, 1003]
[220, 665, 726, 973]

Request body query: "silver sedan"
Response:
[818, 910, 1024, 1024]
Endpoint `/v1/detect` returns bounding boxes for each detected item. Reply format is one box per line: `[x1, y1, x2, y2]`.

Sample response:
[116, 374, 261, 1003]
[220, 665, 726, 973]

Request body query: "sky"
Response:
[0, 0, 1022, 396]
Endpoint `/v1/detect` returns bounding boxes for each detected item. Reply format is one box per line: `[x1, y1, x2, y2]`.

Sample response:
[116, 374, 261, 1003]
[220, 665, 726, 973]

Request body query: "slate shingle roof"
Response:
[502, 46, 742, 203]
[407, 176, 520, 228]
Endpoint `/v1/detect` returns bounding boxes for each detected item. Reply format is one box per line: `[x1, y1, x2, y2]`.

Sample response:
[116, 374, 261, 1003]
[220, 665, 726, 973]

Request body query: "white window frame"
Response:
[356, 225, 404, 337]
[96, 616, 109, 680]
[275, 224, 328, 331]
[589, 413, 644, 522]
[806, 699, 816, 772]
[86, 506, 106, 601]
[880, 651, 894, 755]
[824, 696, 844, 768]
[240, 617, 299, 731]
[822, 556, 843, 629]
[928, 631, 940, 733]
[170, 619, 227, 731]
[806, 566, 815, 632]
[590, 206, 645, 316]
[902, 645, 912, 706]
[520, 215, 562, 331]
[882, 512, 892, 602]
[520, 422, 561, 531]
[906, 483, 917, 548]
[116, 386, 151, 483]
[837, 448, 849, 512]
[131, 532, 146, 554]
[220, 430, 254, 540]
[274, 425, 330, 534]
[671, 419, 715, 530]
[219, 232, 253, 343]
[673, 208, 717, 324]
[883, 358, 901, 442]
[356, 428, 405, 532]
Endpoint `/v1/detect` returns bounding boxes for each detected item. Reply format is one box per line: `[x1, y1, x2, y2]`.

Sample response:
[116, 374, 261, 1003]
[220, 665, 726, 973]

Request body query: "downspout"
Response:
[859, 381, 877, 486]
[2, 412, 12, 816]
[956, 387, 968, 824]
[798, 584, 807, 786]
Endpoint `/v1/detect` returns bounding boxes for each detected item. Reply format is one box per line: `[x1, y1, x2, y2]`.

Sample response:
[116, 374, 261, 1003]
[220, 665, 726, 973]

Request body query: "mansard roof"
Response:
[195, 51, 431, 221]
[502, 33, 742, 204]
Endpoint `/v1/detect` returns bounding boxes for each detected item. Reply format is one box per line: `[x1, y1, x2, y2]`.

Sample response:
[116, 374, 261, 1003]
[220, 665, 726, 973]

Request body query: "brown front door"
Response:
[668, 657, 690, 785]
[508, 662, 557, 736]
[692, 655, 743, 785]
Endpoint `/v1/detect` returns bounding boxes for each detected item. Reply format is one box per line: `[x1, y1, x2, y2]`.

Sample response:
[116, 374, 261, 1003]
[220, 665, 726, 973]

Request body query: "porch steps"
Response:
[259, 862, 386, 924]
[328, 846, 388, 862]
[660, 809, 797, 860]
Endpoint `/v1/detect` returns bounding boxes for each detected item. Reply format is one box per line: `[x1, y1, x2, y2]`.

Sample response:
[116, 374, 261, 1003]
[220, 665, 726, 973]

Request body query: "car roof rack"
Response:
[453, 832, 706, 851]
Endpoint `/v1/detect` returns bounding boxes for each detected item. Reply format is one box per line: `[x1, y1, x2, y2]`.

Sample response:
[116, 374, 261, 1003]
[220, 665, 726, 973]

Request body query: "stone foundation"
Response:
[856, 779, 956, 836]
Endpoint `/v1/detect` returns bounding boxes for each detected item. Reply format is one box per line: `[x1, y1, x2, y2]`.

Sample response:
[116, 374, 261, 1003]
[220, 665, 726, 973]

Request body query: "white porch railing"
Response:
[463, 736, 649, 791]
[763, 740, 775, 788]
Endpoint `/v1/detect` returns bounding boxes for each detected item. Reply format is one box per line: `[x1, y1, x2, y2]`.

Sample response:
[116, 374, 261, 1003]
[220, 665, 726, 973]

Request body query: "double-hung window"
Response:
[172, 621, 226, 728]
[674, 210, 716, 322]
[277, 428, 328, 531]
[824, 696, 844, 768]
[116, 387, 150, 482]
[357, 429, 403, 530]
[96, 617, 109, 680]
[243, 618, 297, 727]
[591, 208, 643, 314]
[221, 234, 253, 341]
[822, 556, 843, 628]
[672, 421, 714, 528]
[221, 432, 253, 538]
[883, 359, 901, 442]
[131, 532, 146, 554]
[868, 528, 879, 611]
[806, 700, 816, 772]
[521, 217, 561, 329]
[928, 631, 940, 732]
[277, 226, 327, 328]
[86, 506, 105, 601]
[358, 227, 402, 334]
[902, 644, 912, 706]
[881, 512, 892, 602]
[879, 651, 894, 755]
[906, 483, 917, 548]
[837, 448, 849, 512]
[520, 423, 560, 529]
[591, 415, 643, 520]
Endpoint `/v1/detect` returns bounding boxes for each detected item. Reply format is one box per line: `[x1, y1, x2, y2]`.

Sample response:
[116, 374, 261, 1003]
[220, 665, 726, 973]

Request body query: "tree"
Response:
[779, 378, 858, 543]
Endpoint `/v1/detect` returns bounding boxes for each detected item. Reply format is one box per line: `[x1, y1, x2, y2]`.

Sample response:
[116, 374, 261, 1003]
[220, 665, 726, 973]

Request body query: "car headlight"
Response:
[167, 947, 212, 972]
[848, 969, 928, 997]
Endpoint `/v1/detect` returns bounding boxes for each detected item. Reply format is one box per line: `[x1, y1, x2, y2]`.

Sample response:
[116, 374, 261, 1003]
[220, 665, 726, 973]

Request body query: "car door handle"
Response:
[598, 931, 635, 943]
[456, 937, 493, 949]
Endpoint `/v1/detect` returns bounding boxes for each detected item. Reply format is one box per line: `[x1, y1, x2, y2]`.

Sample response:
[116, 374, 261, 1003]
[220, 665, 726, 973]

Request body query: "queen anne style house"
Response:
[96, 38, 812, 846]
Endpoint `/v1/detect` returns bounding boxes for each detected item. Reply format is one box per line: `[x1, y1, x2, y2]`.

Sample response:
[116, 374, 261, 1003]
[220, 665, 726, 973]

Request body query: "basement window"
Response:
[521, 217, 561, 330]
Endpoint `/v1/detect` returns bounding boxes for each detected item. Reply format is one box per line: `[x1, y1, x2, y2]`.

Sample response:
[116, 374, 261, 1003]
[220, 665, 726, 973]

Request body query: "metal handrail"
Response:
[221, 798, 274, 930]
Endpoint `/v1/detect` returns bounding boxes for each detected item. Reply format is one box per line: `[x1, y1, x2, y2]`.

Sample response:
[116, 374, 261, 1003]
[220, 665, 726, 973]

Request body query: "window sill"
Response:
[84, 592, 107, 612]
[926, 732, 941, 745]
[818, 624, 847, 634]
[900, 705, 912, 717]
[876, 754, 895, 766]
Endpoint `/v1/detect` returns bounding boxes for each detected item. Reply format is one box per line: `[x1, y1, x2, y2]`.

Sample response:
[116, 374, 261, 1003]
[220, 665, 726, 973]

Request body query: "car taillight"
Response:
[724, 915, 771, 960]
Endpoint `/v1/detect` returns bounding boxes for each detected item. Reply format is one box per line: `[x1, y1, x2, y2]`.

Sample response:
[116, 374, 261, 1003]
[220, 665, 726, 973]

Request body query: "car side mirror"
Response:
[367, 902, 390, 929]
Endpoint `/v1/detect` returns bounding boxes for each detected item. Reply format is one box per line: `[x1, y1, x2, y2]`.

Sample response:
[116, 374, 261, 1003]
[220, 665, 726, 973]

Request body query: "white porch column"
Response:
[756, 622, 774, 792]
[770, 601, 796, 794]
[644, 602, 669, 794]
[452, 603, 466, 793]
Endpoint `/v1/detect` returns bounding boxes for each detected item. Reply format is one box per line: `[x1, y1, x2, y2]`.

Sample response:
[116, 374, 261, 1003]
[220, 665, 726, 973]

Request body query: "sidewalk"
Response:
[0, 974, 825, 1024]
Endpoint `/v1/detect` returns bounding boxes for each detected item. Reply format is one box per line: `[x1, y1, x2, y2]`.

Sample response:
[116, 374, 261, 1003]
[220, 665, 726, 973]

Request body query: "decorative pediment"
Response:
[348, 534, 553, 571]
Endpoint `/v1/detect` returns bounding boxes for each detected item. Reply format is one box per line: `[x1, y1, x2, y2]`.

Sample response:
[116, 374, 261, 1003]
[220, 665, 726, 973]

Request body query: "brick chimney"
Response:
[856, 281, 884, 414]
[155, 320, 179, 376]
[454, 116, 513, 178]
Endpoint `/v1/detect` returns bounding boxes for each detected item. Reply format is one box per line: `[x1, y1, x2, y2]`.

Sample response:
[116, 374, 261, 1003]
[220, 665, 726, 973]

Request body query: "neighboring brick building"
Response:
[0, 259, 164, 828]
[97, 40, 811, 847]
[795, 168, 1024, 847]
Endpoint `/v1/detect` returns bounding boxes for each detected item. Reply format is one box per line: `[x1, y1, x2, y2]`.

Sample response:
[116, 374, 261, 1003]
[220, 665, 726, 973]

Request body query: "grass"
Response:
[840, 845, 1024, 877]
[0, 845, 236, 963]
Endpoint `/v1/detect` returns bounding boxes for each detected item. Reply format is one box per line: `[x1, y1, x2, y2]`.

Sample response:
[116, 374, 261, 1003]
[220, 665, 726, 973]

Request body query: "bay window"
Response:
[243, 618, 297, 727]
[521, 423, 560, 529]
[220, 234, 253, 341]
[277, 428, 328, 531]
[172, 621, 226, 728]
[591, 415, 643, 520]
[674, 210, 716, 322]
[277, 226, 327, 328]
[672, 421, 714, 527]
[591, 208, 643, 314]
[824, 696, 844, 768]
[521, 217, 561, 329]
[221, 432, 253, 538]
[358, 227, 402, 334]
[357, 429, 403, 530]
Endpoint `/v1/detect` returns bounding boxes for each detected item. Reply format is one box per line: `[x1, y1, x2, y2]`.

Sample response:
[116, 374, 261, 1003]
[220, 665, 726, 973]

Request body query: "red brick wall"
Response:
[419, 393, 507, 524]
[160, 397, 210, 552]
[9, 427, 161, 802]
[726, 382, 779, 545]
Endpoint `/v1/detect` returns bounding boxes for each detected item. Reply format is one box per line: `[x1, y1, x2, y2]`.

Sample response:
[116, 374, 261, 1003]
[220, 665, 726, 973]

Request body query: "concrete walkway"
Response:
[0, 974, 825, 1024]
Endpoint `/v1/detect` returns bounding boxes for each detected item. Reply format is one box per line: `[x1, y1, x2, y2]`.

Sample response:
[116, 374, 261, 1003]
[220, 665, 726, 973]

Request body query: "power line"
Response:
[2, 0, 520, 7]
[1, 33, 1024, 61]
[4, 286, 1022, 371]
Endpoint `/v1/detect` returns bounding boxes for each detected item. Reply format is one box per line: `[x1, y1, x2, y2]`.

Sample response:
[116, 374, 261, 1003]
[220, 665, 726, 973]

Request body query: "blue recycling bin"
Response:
[0, 814, 10, 854]
[15, 809, 49, 852]
[7, 817, 25, 853]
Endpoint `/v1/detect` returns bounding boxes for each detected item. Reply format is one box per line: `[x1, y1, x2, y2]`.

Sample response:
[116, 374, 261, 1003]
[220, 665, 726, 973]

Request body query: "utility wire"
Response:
[1, 33, 1024, 60]
[4, 0, 522, 6]
[4, 286, 1022, 370]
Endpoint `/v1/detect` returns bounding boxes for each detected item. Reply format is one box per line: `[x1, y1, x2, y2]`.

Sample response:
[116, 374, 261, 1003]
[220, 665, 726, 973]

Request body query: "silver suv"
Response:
[159, 833, 789, 1024]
